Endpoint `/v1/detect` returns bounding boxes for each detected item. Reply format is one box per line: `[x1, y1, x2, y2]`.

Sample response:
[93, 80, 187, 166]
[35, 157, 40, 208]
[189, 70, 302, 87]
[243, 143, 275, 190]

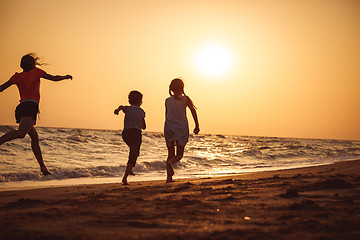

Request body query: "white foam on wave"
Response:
[1, 125, 360, 185]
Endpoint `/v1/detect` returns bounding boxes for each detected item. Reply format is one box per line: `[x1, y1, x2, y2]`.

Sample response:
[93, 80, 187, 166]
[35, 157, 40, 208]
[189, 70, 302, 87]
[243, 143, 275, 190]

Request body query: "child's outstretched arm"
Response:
[42, 74, 72, 82]
[0, 80, 13, 92]
[186, 97, 200, 134]
[114, 105, 125, 115]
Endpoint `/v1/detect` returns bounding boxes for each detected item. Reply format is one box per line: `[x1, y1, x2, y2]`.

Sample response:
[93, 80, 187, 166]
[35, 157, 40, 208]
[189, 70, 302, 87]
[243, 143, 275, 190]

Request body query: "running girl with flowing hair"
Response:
[0, 53, 72, 175]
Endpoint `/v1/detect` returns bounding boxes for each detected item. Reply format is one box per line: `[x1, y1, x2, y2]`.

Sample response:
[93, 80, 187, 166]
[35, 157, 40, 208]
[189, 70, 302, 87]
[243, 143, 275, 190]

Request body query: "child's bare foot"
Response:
[122, 178, 129, 185]
[166, 177, 175, 183]
[41, 167, 51, 176]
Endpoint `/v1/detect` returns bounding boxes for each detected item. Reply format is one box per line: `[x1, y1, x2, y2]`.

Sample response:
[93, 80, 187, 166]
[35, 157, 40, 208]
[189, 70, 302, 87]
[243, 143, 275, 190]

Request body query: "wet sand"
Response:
[0, 160, 359, 240]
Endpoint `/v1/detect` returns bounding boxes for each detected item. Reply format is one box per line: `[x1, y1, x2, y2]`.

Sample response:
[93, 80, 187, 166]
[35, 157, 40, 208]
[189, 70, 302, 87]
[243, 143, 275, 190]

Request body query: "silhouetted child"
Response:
[0, 53, 72, 175]
[165, 78, 199, 183]
[114, 90, 146, 185]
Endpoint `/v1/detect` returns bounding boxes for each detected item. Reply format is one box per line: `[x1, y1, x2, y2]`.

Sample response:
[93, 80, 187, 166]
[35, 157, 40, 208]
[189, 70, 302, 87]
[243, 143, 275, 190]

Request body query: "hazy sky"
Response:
[1, 0, 359, 140]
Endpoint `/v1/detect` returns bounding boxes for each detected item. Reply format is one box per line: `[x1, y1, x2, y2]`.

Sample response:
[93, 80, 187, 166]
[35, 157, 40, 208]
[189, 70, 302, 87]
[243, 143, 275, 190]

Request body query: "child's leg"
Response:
[122, 164, 132, 185]
[166, 144, 176, 181]
[170, 144, 185, 165]
[28, 127, 50, 176]
[122, 145, 139, 184]
[128, 144, 140, 169]
[122, 145, 139, 185]
[122, 129, 141, 184]
[0, 117, 34, 145]
[167, 143, 185, 183]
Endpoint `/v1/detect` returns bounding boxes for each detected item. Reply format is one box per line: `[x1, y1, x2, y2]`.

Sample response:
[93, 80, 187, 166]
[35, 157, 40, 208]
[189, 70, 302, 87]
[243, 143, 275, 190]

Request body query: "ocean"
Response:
[1, 125, 359, 190]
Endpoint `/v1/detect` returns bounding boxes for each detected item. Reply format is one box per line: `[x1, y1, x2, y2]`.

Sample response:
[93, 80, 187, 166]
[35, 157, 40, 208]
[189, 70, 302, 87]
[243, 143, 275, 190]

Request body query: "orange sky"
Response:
[0, 0, 359, 140]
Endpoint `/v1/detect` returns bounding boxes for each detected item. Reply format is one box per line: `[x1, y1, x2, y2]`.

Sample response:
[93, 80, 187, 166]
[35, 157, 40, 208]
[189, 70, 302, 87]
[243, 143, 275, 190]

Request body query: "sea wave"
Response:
[1, 125, 360, 183]
[0, 161, 167, 182]
[0, 125, 15, 133]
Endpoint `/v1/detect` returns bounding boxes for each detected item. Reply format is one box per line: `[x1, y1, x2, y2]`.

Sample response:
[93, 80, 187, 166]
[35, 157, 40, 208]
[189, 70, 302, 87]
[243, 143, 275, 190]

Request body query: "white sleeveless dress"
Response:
[164, 95, 189, 147]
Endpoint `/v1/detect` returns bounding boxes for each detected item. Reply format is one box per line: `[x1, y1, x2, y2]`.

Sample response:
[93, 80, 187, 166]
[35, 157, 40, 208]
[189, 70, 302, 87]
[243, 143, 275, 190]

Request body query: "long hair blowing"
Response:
[20, 53, 46, 71]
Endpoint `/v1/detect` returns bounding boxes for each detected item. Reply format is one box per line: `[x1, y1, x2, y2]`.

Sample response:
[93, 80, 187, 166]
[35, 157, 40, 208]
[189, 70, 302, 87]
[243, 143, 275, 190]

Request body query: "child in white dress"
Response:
[164, 78, 199, 183]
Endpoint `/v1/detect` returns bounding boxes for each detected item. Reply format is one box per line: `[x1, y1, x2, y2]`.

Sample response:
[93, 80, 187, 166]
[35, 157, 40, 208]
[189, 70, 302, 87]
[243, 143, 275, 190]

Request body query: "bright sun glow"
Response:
[195, 43, 233, 77]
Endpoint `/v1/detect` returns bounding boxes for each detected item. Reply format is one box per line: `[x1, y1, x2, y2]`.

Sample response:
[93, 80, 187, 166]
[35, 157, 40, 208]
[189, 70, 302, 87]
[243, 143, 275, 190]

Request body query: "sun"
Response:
[195, 43, 233, 77]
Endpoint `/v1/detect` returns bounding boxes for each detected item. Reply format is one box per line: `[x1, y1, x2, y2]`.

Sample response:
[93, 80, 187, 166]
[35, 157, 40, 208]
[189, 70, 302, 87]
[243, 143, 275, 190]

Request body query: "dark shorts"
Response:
[15, 101, 39, 125]
[122, 128, 142, 167]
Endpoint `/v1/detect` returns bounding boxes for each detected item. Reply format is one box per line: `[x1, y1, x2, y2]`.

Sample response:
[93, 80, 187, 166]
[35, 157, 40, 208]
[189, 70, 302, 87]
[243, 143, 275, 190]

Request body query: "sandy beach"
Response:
[0, 160, 359, 240]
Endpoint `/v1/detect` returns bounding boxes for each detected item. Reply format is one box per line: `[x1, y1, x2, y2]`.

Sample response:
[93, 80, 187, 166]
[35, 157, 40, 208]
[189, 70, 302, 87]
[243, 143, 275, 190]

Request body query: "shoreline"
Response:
[0, 160, 347, 192]
[1, 159, 359, 239]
